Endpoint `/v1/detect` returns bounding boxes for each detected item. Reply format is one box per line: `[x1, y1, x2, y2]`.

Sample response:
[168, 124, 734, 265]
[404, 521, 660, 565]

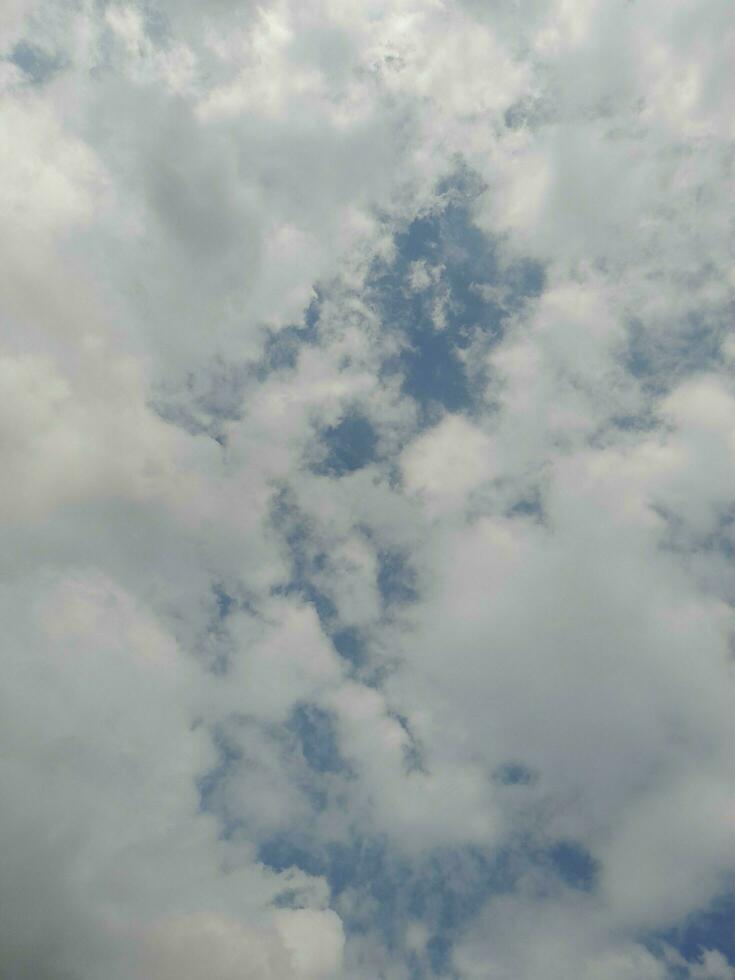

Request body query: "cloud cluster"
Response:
[1, 0, 733, 977]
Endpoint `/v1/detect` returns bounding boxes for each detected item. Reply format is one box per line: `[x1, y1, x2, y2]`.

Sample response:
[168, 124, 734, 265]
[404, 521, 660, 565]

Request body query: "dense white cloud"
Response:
[0, 570, 343, 979]
[1, 0, 733, 977]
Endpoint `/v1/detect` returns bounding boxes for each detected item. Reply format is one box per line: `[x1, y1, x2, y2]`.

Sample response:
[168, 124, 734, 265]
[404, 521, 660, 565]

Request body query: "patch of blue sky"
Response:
[506, 489, 546, 522]
[376, 549, 418, 609]
[269, 491, 339, 631]
[544, 840, 599, 893]
[8, 41, 63, 85]
[152, 292, 321, 443]
[368, 173, 544, 422]
[493, 761, 537, 786]
[652, 504, 735, 595]
[312, 412, 379, 477]
[196, 722, 242, 825]
[257, 291, 322, 378]
[197, 707, 351, 836]
[330, 625, 368, 669]
[694, 510, 735, 568]
[192, 583, 253, 676]
[197, 697, 603, 966]
[624, 313, 726, 394]
[269, 488, 385, 676]
[287, 703, 349, 776]
[257, 825, 603, 975]
[213, 583, 236, 620]
[258, 835, 512, 956]
[162, 176, 545, 455]
[645, 886, 735, 975]
[387, 711, 427, 775]
[269, 490, 418, 685]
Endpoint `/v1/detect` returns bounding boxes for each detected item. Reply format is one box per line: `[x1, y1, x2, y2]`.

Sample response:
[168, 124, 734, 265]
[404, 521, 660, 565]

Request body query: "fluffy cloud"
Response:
[1, 0, 733, 977]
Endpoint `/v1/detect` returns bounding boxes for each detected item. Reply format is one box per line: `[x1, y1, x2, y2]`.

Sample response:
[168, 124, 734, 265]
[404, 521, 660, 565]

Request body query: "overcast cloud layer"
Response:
[2, 1, 735, 978]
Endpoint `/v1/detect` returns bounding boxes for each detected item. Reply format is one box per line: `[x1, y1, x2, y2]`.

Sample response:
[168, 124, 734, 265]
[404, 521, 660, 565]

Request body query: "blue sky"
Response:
[1, 2, 734, 979]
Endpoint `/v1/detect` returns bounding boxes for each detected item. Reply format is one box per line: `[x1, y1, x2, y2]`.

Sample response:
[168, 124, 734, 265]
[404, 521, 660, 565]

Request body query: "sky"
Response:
[1, 1, 734, 978]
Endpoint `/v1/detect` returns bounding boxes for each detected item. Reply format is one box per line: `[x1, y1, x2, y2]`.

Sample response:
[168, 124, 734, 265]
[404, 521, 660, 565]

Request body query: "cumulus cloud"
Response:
[1, 0, 734, 977]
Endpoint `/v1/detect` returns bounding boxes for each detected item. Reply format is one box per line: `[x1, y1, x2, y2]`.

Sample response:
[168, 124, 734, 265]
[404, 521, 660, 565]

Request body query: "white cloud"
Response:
[135, 908, 344, 980]
[1, 0, 734, 976]
[402, 413, 496, 519]
[0, 569, 341, 979]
